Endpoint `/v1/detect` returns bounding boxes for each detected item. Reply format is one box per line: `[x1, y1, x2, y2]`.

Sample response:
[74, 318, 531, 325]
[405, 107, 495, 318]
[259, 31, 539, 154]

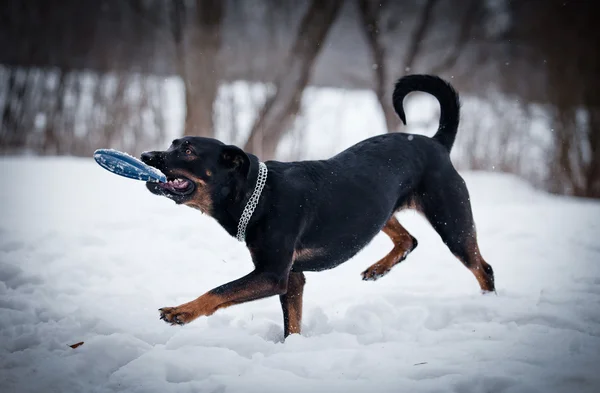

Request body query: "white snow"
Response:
[1, 157, 599, 393]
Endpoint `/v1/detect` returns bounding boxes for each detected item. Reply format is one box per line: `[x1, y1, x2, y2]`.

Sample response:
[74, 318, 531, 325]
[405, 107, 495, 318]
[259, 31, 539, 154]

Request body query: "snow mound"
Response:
[1, 157, 599, 393]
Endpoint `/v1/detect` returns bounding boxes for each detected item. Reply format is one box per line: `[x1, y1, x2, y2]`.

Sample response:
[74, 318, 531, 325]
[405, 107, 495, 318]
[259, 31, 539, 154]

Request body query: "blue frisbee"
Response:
[93, 149, 167, 183]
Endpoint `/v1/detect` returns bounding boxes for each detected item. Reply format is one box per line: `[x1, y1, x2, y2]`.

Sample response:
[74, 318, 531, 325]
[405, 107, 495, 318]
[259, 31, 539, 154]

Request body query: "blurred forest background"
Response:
[0, 0, 598, 198]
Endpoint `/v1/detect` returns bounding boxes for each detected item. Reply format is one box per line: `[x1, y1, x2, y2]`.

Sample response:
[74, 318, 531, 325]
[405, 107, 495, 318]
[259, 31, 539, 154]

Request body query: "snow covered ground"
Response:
[1, 157, 599, 393]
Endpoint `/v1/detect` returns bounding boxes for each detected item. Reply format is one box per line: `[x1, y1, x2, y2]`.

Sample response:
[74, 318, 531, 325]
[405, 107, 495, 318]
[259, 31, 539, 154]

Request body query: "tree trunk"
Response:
[584, 101, 600, 198]
[402, 0, 438, 74]
[243, 0, 344, 159]
[172, 0, 224, 138]
[358, 0, 438, 133]
[43, 70, 67, 155]
[0, 69, 17, 150]
[0, 68, 28, 151]
[356, 0, 400, 132]
[429, 0, 478, 75]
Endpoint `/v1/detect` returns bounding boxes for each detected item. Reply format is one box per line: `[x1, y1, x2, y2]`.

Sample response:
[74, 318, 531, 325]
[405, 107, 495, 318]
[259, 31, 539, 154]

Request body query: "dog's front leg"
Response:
[159, 270, 289, 325]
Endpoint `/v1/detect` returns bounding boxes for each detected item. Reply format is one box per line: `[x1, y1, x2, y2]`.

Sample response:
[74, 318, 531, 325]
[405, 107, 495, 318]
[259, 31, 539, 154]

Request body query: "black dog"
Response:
[141, 74, 495, 338]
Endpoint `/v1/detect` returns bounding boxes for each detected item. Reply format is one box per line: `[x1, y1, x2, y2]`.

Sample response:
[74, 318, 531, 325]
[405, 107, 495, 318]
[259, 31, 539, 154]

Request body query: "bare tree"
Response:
[42, 69, 68, 155]
[356, 0, 401, 132]
[358, 0, 479, 133]
[0, 68, 19, 150]
[401, 0, 438, 75]
[243, 0, 344, 159]
[583, 90, 600, 198]
[507, 0, 600, 198]
[171, 0, 224, 138]
[428, 0, 478, 75]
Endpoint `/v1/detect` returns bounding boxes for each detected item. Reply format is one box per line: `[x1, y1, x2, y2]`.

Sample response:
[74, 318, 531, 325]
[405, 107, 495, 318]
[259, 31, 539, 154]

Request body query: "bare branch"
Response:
[243, 0, 344, 159]
[357, 0, 386, 100]
[429, 0, 478, 75]
[357, 0, 401, 132]
[402, 0, 439, 73]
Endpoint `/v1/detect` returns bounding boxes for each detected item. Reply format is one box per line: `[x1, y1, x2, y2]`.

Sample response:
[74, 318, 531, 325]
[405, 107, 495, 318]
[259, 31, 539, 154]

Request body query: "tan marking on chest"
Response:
[184, 191, 213, 215]
[399, 197, 423, 213]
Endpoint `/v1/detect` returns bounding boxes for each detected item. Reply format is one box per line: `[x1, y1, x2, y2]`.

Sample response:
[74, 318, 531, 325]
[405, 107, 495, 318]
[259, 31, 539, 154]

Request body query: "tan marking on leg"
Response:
[280, 272, 305, 337]
[293, 247, 325, 262]
[361, 216, 417, 281]
[461, 241, 495, 292]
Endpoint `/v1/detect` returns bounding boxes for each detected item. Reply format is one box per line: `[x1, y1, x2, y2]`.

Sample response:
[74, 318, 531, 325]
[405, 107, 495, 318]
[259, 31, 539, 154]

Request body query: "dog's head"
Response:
[141, 137, 251, 214]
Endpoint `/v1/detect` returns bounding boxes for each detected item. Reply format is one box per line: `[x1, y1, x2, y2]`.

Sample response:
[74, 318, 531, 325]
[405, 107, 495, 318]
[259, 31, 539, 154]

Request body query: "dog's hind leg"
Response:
[361, 216, 418, 281]
[279, 271, 306, 337]
[420, 170, 495, 292]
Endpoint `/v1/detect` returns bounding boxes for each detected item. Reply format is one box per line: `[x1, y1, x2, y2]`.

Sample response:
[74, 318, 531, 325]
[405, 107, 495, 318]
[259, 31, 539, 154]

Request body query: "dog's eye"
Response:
[185, 148, 192, 155]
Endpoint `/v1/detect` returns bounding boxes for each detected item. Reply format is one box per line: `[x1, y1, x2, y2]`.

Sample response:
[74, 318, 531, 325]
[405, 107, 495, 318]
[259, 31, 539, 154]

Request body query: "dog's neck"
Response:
[212, 154, 267, 240]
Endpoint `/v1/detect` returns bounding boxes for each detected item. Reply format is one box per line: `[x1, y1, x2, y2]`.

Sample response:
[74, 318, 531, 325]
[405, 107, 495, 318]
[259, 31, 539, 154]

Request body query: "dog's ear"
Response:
[220, 145, 250, 176]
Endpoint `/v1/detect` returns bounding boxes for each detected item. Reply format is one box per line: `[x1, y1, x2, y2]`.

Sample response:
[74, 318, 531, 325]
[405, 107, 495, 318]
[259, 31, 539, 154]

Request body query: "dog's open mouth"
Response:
[158, 177, 195, 195]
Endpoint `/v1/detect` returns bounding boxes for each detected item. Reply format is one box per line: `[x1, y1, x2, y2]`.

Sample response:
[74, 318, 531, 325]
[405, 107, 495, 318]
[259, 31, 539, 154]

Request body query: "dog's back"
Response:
[269, 76, 463, 271]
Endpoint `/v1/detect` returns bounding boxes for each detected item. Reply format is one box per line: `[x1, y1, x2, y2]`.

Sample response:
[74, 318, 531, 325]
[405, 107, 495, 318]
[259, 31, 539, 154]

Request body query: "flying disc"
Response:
[93, 149, 167, 183]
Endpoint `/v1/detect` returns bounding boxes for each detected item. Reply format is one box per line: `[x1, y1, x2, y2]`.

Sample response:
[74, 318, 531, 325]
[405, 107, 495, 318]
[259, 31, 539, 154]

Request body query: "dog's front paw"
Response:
[159, 306, 194, 326]
[361, 266, 390, 281]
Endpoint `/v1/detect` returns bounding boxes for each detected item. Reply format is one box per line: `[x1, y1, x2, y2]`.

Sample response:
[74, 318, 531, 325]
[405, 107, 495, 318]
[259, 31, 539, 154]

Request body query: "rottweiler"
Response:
[141, 74, 495, 338]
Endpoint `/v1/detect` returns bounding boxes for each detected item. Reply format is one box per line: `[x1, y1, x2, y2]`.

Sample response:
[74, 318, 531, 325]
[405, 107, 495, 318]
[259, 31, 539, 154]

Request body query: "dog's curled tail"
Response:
[392, 74, 460, 152]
